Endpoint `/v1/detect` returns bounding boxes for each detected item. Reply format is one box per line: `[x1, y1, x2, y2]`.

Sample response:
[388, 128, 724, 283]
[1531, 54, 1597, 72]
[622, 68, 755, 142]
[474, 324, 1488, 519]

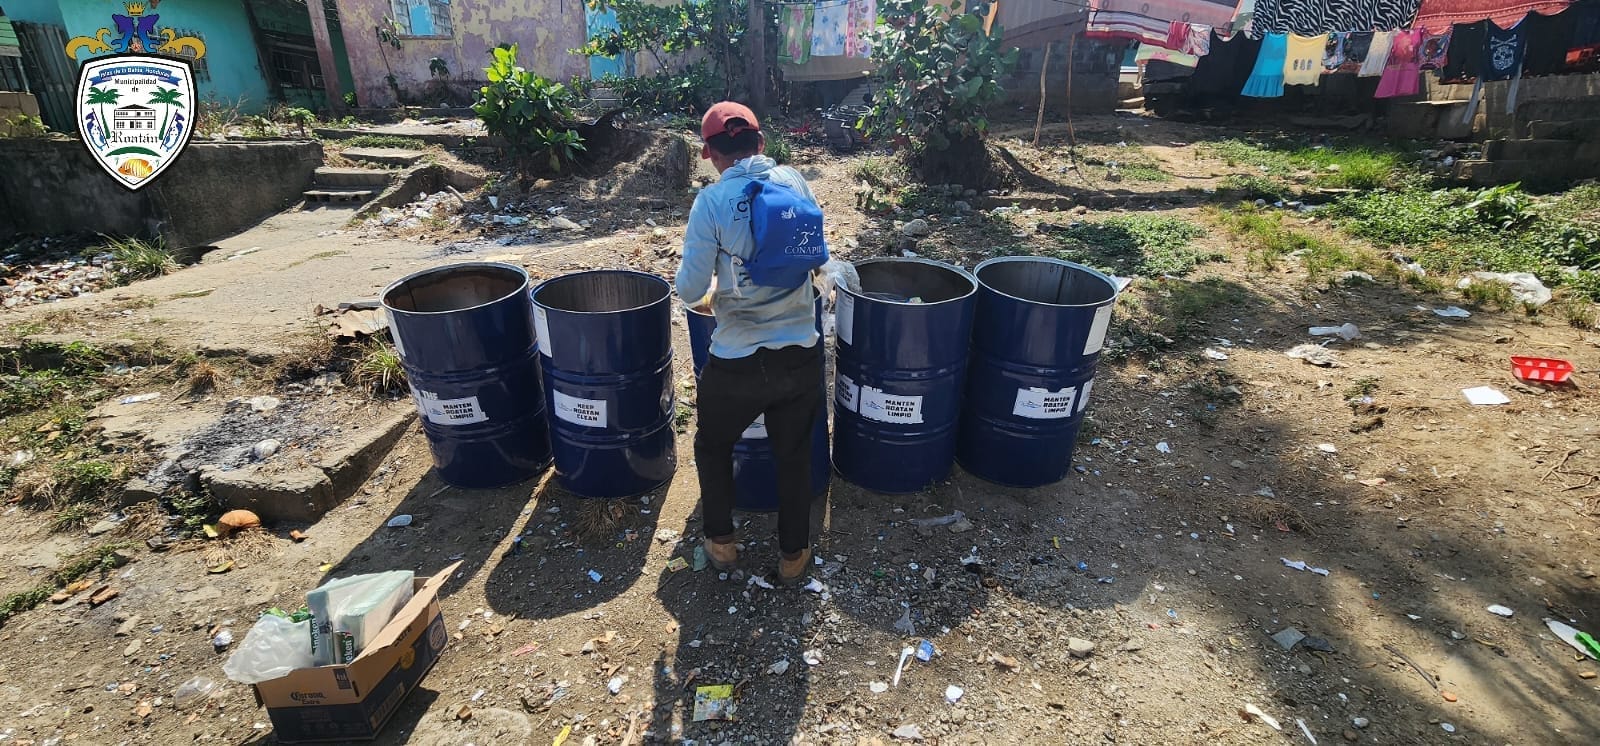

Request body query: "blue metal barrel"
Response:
[832, 258, 977, 493]
[956, 257, 1119, 487]
[381, 262, 553, 489]
[531, 270, 677, 498]
[685, 303, 830, 512]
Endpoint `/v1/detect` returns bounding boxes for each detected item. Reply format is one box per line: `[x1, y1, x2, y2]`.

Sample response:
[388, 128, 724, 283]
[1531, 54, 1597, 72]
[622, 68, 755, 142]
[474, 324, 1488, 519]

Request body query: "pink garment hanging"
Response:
[1375, 29, 1423, 98]
[845, 0, 877, 59]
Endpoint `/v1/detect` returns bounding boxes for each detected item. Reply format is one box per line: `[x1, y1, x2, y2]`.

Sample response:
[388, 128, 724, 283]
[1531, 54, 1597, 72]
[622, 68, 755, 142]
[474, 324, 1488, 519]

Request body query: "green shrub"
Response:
[475, 44, 585, 172]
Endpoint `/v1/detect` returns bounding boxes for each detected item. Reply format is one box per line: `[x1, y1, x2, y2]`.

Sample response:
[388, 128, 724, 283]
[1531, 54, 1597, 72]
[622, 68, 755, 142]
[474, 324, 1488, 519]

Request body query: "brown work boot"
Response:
[705, 537, 738, 571]
[776, 547, 812, 586]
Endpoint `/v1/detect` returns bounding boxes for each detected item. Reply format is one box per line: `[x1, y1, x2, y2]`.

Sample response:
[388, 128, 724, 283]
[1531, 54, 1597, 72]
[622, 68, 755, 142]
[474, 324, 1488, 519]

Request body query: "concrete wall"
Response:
[1422, 72, 1600, 139]
[0, 90, 41, 117]
[1002, 32, 1125, 114]
[0, 138, 321, 247]
[333, 0, 587, 108]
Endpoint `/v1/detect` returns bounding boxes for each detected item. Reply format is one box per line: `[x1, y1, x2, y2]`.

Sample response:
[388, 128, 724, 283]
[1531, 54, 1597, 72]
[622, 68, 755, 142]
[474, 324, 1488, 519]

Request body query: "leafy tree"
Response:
[576, 0, 755, 111]
[861, 0, 1018, 182]
[474, 44, 586, 173]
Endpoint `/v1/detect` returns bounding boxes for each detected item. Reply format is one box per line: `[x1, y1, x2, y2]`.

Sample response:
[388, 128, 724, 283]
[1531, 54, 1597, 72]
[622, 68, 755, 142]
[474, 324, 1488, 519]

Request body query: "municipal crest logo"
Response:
[76, 53, 196, 191]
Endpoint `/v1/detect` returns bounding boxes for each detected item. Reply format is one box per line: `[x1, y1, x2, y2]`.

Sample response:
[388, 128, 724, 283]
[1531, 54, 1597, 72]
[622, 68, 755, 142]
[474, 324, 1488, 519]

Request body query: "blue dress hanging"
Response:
[1242, 32, 1289, 98]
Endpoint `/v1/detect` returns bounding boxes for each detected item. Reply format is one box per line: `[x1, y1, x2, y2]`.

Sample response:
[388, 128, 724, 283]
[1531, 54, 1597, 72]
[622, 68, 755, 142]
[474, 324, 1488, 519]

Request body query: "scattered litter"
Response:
[1243, 703, 1281, 730]
[691, 545, 709, 572]
[1441, 723, 1456, 733]
[1204, 348, 1230, 360]
[692, 684, 735, 721]
[767, 659, 790, 676]
[1486, 604, 1514, 617]
[171, 676, 220, 709]
[748, 575, 776, 590]
[803, 578, 827, 594]
[212, 629, 234, 649]
[803, 649, 824, 666]
[1309, 323, 1360, 341]
[944, 685, 964, 703]
[1511, 356, 1574, 384]
[1281, 558, 1330, 576]
[1407, 614, 1423, 621]
[607, 675, 625, 694]
[119, 393, 159, 405]
[893, 646, 914, 686]
[910, 510, 966, 531]
[1461, 386, 1510, 406]
[1303, 637, 1336, 653]
[1433, 306, 1472, 318]
[1353, 717, 1370, 729]
[1272, 627, 1307, 650]
[654, 528, 680, 543]
[1456, 272, 1550, 307]
[1544, 618, 1600, 660]
[892, 724, 924, 741]
[1317, 443, 1338, 454]
[870, 681, 889, 693]
[894, 606, 916, 636]
[667, 557, 689, 573]
[587, 570, 603, 583]
[1297, 718, 1319, 745]
[385, 515, 413, 528]
[919, 641, 938, 662]
[1156, 442, 1172, 454]
[1286, 344, 1341, 367]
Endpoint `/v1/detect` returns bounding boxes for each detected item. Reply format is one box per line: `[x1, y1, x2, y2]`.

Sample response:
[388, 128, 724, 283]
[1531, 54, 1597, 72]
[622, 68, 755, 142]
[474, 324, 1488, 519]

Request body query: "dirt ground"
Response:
[1, 113, 1598, 746]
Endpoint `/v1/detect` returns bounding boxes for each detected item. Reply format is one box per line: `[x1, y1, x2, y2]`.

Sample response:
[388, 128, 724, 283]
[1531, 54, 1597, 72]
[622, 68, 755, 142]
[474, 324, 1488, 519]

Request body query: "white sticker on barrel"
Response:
[411, 388, 488, 426]
[1083, 305, 1113, 355]
[1078, 379, 1094, 413]
[835, 293, 855, 347]
[387, 309, 407, 360]
[533, 306, 553, 357]
[742, 415, 769, 440]
[1013, 387, 1077, 419]
[836, 374, 860, 413]
[860, 386, 924, 425]
[553, 390, 607, 428]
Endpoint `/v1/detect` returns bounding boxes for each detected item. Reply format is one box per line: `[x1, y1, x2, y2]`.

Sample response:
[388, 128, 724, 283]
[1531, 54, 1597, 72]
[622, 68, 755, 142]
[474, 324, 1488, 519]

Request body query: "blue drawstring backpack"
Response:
[742, 179, 828, 288]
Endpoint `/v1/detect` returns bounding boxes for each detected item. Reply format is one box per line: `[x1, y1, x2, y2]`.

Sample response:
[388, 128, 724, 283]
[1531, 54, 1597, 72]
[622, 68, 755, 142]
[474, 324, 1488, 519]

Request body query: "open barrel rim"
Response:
[842, 257, 979, 307]
[972, 256, 1119, 309]
[380, 261, 530, 318]
[531, 269, 673, 316]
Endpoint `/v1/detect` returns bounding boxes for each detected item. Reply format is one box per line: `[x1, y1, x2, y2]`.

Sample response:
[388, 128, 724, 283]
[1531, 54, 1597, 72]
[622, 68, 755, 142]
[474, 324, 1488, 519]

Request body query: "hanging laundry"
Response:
[1283, 33, 1326, 84]
[811, 0, 850, 58]
[1413, 0, 1573, 34]
[1249, 0, 1425, 38]
[1339, 31, 1375, 73]
[1227, 0, 1257, 38]
[1518, 10, 1573, 75]
[1440, 20, 1486, 81]
[1359, 30, 1396, 76]
[1192, 33, 1262, 94]
[1086, 0, 1240, 46]
[1242, 32, 1290, 96]
[1181, 24, 1214, 56]
[1323, 31, 1348, 71]
[1167, 21, 1190, 50]
[777, 4, 815, 65]
[1376, 29, 1424, 97]
[845, 0, 877, 60]
[1137, 43, 1202, 68]
[1482, 19, 1525, 80]
[1420, 27, 1452, 69]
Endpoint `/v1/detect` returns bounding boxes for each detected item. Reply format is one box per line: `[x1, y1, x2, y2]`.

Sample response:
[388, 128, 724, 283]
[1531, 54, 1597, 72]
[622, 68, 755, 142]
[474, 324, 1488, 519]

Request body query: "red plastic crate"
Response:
[1510, 356, 1574, 384]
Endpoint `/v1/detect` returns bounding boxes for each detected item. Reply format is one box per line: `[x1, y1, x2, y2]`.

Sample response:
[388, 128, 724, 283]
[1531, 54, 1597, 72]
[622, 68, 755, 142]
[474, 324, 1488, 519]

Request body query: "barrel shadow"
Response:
[480, 481, 667, 621]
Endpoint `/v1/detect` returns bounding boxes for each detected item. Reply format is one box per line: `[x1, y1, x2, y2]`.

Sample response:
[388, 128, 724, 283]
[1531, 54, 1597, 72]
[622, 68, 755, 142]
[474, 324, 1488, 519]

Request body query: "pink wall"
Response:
[335, 0, 590, 108]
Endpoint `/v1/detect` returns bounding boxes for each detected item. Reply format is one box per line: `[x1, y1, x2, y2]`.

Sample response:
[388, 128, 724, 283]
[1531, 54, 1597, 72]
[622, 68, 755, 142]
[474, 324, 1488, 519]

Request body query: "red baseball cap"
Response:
[701, 101, 761, 141]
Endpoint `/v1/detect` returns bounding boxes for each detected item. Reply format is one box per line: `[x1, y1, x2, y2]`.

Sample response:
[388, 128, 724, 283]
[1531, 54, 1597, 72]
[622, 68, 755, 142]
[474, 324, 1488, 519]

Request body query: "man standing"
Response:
[675, 101, 825, 584]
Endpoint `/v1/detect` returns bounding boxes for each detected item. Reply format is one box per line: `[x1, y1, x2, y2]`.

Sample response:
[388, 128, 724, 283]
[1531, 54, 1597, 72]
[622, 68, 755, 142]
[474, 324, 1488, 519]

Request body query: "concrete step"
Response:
[342, 147, 427, 167]
[1482, 138, 1579, 162]
[1526, 120, 1600, 142]
[1454, 158, 1588, 188]
[303, 188, 376, 203]
[314, 166, 394, 188]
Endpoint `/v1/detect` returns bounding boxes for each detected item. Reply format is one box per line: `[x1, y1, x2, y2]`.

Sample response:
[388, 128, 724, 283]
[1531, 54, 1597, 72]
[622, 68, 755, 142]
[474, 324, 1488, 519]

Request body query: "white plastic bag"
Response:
[222, 614, 314, 684]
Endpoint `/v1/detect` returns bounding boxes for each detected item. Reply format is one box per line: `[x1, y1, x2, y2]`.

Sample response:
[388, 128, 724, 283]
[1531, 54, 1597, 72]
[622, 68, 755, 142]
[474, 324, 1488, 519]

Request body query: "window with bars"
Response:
[389, 0, 452, 37]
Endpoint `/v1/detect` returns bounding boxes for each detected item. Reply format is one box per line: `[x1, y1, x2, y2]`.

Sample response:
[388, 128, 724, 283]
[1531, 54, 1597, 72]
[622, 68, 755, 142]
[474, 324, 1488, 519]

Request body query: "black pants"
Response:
[694, 343, 823, 555]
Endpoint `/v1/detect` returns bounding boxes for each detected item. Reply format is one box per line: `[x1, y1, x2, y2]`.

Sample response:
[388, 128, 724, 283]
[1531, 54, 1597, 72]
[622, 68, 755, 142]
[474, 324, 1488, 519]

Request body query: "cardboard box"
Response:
[253, 563, 460, 743]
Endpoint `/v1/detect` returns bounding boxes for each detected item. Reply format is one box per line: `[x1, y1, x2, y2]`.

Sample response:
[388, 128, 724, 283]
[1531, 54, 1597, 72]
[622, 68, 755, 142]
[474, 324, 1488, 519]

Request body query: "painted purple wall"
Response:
[334, 0, 589, 107]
